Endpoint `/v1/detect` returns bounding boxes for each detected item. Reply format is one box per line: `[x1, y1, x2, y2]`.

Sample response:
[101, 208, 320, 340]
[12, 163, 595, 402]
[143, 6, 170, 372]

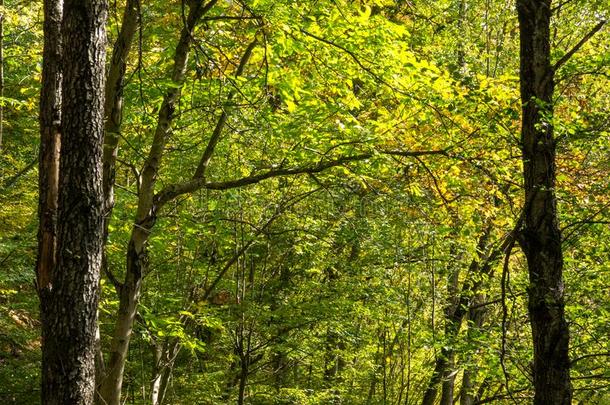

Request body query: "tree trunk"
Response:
[237, 355, 249, 405]
[459, 294, 487, 405]
[516, 1, 572, 403]
[98, 233, 147, 405]
[94, 0, 140, 397]
[102, 0, 140, 218]
[422, 227, 493, 405]
[39, 0, 107, 403]
[37, 0, 62, 294]
[0, 0, 4, 153]
[421, 347, 452, 405]
[98, 3, 218, 403]
[151, 338, 180, 405]
[439, 350, 456, 405]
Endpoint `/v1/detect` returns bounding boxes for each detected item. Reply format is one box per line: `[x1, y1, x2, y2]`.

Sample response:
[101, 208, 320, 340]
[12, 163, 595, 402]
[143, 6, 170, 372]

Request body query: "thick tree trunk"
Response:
[39, 0, 107, 403]
[516, 1, 572, 403]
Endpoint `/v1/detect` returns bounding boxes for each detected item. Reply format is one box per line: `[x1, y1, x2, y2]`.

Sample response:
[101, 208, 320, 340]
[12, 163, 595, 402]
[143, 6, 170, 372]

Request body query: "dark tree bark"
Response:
[516, 0, 571, 403]
[37, 0, 62, 293]
[38, 0, 108, 403]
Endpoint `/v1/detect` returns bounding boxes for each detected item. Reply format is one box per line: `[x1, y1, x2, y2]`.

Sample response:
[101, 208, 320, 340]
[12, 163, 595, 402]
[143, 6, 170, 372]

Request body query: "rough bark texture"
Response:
[39, 0, 107, 403]
[516, 0, 572, 403]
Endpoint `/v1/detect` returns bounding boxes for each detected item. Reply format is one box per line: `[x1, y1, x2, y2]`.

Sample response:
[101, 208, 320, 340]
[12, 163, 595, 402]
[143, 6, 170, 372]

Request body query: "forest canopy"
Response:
[0, 0, 609, 404]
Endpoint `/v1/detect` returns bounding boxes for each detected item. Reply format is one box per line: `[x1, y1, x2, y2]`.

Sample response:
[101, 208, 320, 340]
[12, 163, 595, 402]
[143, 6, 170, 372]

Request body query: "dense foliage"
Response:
[1, 0, 609, 403]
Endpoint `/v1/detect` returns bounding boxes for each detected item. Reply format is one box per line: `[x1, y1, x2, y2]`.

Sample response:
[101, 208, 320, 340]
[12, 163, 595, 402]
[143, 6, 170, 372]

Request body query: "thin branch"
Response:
[571, 352, 610, 366]
[198, 189, 319, 301]
[553, 20, 606, 71]
[299, 28, 393, 91]
[1, 157, 38, 189]
[156, 148, 449, 208]
[202, 15, 258, 21]
[193, 38, 258, 178]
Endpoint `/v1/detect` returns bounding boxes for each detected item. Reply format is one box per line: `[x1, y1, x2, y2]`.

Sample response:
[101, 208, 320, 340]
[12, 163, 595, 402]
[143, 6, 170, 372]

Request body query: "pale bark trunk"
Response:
[151, 338, 180, 405]
[95, 0, 140, 397]
[459, 295, 486, 405]
[102, 0, 140, 217]
[39, 0, 107, 402]
[98, 234, 146, 404]
[98, 3, 218, 404]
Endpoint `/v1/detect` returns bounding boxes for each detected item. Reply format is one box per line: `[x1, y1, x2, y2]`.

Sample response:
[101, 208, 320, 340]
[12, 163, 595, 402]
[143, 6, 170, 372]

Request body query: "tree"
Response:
[37, 0, 107, 402]
[516, 0, 605, 403]
[1, 0, 609, 403]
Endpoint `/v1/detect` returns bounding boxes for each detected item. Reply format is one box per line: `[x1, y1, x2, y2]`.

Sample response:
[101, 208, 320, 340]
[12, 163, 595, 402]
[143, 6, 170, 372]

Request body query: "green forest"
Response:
[0, 0, 609, 403]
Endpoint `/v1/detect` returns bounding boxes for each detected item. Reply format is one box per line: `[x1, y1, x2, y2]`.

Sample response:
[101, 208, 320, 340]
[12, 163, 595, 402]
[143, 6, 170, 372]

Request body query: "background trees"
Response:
[0, 0, 608, 404]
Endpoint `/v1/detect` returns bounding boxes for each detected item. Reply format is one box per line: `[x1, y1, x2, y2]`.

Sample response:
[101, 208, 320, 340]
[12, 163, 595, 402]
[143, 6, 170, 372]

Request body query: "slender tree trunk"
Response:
[237, 354, 249, 405]
[38, 0, 107, 403]
[151, 338, 180, 405]
[102, 0, 140, 219]
[459, 294, 487, 405]
[516, 1, 572, 403]
[94, 0, 140, 397]
[422, 227, 493, 405]
[98, 233, 147, 404]
[0, 0, 4, 153]
[439, 350, 456, 405]
[37, 0, 62, 294]
[98, 3, 218, 404]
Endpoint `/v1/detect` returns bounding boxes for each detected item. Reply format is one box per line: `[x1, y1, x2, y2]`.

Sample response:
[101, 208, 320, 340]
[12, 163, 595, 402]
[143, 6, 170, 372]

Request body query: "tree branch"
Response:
[193, 38, 258, 179]
[2, 157, 38, 189]
[571, 352, 610, 366]
[553, 20, 606, 71]
[154, 148, 449, 209]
